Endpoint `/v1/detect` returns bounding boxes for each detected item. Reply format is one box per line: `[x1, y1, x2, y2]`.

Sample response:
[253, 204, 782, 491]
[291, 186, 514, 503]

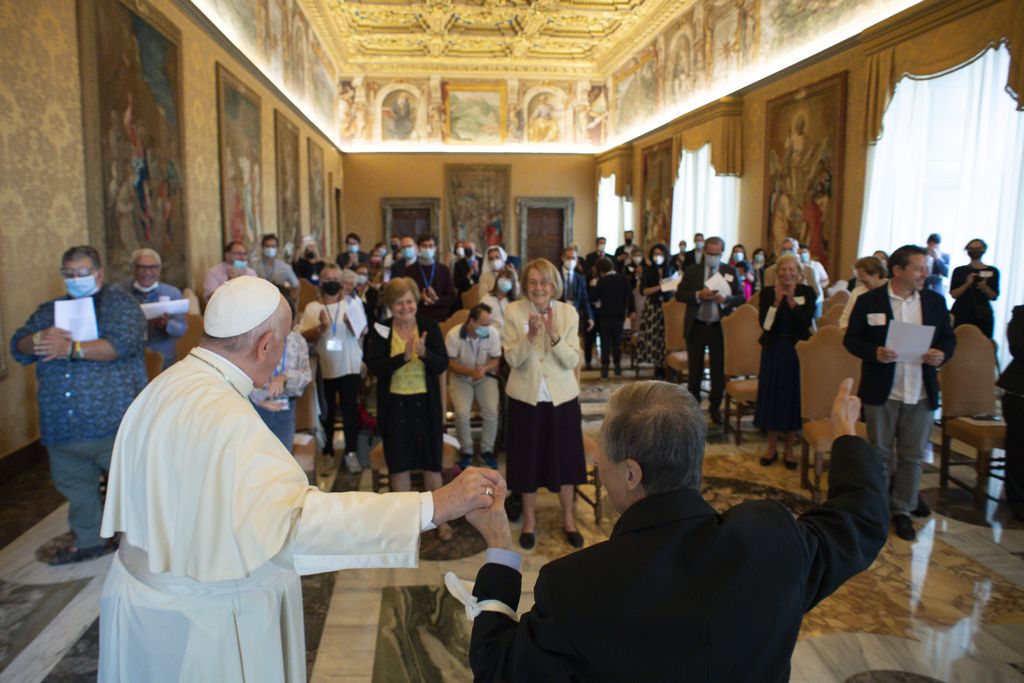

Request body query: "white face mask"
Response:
[490, 258, 505, 271]
[133, 280, 159, 293]
[733, 252, 744, 261]
[564, 258, 577, 271]
[632, 256, 643, 265]
[456, 247, 465, 257]
[264, 247, 277, 259]
[653, 255, 665, 266]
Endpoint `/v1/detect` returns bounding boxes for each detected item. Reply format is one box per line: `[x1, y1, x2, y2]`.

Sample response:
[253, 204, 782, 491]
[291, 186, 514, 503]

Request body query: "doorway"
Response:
[516, 197, 575, 264]
[380, 197, 441, 242]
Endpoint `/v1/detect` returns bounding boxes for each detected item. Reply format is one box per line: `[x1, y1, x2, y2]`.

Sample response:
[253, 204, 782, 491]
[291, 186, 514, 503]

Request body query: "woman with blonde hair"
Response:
[502, 258, 586, 549]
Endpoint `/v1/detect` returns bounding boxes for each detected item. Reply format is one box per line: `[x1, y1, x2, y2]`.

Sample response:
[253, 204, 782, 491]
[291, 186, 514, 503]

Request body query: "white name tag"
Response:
[763, 306, 777, 331]
[523, 322, 531, 333]
[325, 338, 343, 352]
[980, 271, 993, 278]
[794, 296, 806, 305]
[868, 313, 887, 327]
[724, 273, 735, 283]
[374, 322, 391, 338]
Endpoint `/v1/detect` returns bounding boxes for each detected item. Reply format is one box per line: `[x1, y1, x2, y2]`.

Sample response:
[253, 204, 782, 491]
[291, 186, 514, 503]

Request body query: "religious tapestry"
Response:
[642, 140, 675, 246]
[79, 0, 187, 286]
[216, 64, 262, 250]
[445, 165, 511, 249]
[307, 139, 325, 253]
[763, 72, 846, 277]
[275, 110, 301, 259]
[443, 83, 507, 144]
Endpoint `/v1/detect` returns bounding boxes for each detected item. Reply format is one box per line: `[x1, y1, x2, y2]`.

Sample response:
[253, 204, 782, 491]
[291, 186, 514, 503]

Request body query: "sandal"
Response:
[49, 540, 117, 566]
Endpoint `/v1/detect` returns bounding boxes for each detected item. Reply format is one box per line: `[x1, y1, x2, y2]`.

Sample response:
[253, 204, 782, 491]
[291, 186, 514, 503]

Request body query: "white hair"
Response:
[131, 248, 162, 266]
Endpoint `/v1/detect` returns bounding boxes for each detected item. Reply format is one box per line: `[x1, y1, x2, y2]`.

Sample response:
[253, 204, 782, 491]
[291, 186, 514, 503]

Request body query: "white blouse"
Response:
[299, 298, 365, 379]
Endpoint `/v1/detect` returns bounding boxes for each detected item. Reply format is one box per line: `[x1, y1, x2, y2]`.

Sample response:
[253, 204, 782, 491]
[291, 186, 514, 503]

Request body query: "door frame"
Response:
[380, 197, 441, 241]
[516, 197, 575, 262]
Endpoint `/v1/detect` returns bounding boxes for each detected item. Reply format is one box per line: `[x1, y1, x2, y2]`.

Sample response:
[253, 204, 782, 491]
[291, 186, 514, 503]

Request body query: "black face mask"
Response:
[303, 250, 315, 259]
[624, 238, 633, 246]
[321, 281, 341, 296]
[967, 249, 984, 260]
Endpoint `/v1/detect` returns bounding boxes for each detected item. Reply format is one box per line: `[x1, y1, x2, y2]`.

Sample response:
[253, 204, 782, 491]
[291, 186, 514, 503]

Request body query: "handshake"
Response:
[432, 467, 513, 550]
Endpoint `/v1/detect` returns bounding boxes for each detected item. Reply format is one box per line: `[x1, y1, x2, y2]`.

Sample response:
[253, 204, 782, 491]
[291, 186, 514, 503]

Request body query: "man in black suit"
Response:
[560, 245, 594, 337]
[389, 234, 418, 280]
[844, 244, 956, 541]
[674, 236, 744, 424]
[583, 237, 607, 277]
[683, 231, 705, 268]
[672, 238, 688, 272]
[612, 229, 635, 272]
[998, 305, 1024, 522]
[336, 232, 370, 269]
[460, 379, 888, 682]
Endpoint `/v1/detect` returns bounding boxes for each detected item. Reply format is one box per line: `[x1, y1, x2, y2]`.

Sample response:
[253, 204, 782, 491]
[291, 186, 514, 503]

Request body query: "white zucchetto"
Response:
[204, 275, 280, 338]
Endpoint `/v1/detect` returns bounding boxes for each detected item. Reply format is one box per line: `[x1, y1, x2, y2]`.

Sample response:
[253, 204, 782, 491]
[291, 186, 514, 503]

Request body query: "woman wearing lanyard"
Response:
[300, 265, 367, 474]
[251, 292, 312, 451]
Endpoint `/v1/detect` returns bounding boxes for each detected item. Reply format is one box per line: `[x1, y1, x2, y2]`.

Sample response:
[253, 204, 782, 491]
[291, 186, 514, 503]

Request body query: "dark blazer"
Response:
[641, 261, 677, 303]
[469, 436, 888, 683]
[590, 272, 634, 320]
[684, 248, 703, 268]
[453, 257, 481, 294]
[843, 285, 956, 409]
[583, 251, 606, 277]
[363, 314, 448, 435]
[998, 305, 1024, 395]
[758, 283, 817, 346]
[675, 262, 745, 337]
[561, 268, 594, 331]
[336, 250, 370, 269]
[389, 259, 415, 280]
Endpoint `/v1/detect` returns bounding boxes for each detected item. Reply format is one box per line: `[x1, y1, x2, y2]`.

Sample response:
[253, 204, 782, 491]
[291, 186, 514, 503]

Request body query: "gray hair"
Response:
[600, 381, 707, 494]
[703, 236, 725, 251]
[339, 268, 358, 286]
[61, 245, 102, 269]
[200, 296, 290, 354]
[131, 248, 162, 266]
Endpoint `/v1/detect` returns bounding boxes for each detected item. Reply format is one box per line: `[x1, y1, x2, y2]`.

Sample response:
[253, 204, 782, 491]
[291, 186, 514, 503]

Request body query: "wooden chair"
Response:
[818, 303, 845, 329]
[440, 309, 470, 338]
[823, 289, 850, 313]
[181, 288, 201, 315]
[461, 284, 482, 310]
[297, 279, 319, 315]
[175, 313, 204, 361]
[663, 299, 688, 382]
[369, 440, 458, 493]
[938, 325, 1006, 509]
[795, 326, 865, 503]
[293, 356, 320, 476]
[574, 434, 604, 522]
[722, 304, 760, 444]
[747, 290, 761, 309]
[144, 350, 164, 381]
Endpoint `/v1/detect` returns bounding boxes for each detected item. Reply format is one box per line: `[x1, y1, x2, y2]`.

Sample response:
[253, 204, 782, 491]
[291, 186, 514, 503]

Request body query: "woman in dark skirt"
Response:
[950, 238, 1000, 338]
[754, 254, 817, 470]
[364, 277, 452, 539]
[635, 242, 676, 379]
[502, 258, 586, 550]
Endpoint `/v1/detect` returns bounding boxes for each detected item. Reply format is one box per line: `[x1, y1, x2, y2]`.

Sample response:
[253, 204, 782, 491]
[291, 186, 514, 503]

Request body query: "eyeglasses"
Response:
[60, 267, 96, 278]
[134, 264, 160, 271]
[526, 279, 552, 288]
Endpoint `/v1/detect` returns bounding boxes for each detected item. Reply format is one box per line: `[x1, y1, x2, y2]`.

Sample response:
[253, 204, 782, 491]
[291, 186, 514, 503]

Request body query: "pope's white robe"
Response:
[99, 346, 426, 682]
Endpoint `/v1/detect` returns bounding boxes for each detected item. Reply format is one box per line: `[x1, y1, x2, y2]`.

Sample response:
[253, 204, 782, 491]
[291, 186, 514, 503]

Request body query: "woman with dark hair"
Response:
[751, 247, 768, 292]
[730, 243, 754, 300]
[950, 238, 1000, 338]
[635, 242, 676, 379]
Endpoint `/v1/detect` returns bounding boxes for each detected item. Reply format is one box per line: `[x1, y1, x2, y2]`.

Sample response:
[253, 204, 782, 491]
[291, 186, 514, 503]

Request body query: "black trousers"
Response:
[686, 320, 725, 409]
[584, 326, 599, 365]
[599, 316, 624, 370]
[1003, 392, 1024, 514]
[322, 374, 361, 456]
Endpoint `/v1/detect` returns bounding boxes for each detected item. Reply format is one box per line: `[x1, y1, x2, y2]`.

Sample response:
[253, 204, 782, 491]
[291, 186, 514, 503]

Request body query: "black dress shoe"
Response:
[519, 532, 535, 550]
[893, 514, 917, 541]
[783, 458, 798, 471]
[912, 499, 931, 518]
[564, 529, 584, 548]
[709, 407, 723, 425]
[759, 453, 778, 467]
[505, 493, 522, 523]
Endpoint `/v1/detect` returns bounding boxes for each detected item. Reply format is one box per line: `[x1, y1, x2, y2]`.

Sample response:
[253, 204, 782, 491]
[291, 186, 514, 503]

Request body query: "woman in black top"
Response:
[590, 257, 635, 379]
[950, 238, 1000, 338]
[753, 254, 817, 469]
[294, 242, 326, 284]
[635, 242, 676, 379]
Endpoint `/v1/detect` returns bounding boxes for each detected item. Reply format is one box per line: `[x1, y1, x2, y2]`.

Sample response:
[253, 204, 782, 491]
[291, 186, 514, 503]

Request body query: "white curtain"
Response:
[597, 174, 623, 253]
[860, 45, 1024, 368]
[670, 143, 739, 249]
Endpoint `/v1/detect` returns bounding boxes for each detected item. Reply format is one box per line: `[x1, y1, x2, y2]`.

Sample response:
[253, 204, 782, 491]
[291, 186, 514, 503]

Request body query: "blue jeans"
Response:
[255, 398, 296, 452]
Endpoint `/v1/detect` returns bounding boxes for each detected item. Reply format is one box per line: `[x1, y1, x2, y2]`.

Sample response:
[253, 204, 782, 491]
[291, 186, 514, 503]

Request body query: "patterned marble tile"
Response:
[0, 577, 90, 671]
[42, 618, 97, 682]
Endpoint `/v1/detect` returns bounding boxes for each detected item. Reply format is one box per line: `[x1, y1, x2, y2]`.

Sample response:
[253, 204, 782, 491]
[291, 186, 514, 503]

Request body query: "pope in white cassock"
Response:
[98, 276, 505, 682]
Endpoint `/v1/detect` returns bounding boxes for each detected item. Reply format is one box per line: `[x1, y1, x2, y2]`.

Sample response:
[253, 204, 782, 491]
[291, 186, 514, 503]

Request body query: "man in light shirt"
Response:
[447, 303, 503, 469]
[251, 233, 299, 289]
[798, 243, 829, 317]
[843, 245, 956, 541]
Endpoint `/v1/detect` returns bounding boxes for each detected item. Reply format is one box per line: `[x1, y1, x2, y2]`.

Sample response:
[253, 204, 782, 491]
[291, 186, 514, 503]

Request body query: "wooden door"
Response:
[391, 208, 431, 237]
[525, 207, 564, 264]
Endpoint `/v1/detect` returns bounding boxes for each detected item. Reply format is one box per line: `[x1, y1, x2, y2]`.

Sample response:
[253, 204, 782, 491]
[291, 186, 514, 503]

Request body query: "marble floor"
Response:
[1, 367, 1023, 682]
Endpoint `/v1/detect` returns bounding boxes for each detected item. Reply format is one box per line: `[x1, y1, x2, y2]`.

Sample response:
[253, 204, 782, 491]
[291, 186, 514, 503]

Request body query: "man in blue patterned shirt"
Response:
[11, 245, 147, 565]
[127, 248, 187, 369]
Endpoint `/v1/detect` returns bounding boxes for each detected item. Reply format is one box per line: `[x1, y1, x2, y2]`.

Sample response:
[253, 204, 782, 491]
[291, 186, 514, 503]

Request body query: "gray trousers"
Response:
[449, 376, 500, 455]
[864, 399, 933, 517]
[46, 435, 115, 549]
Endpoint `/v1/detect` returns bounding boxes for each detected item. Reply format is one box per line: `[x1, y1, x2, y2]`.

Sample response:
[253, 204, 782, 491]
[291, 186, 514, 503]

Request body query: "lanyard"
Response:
[418, 262, 437, 289]
[274, 344, 287, 377]
[325, 302, 341, 336]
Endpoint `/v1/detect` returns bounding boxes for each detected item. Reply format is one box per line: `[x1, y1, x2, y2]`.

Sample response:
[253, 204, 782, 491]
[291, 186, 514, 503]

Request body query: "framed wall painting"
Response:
[443, 83, 507, 144]
[445, 164, 511, 250]
[762, 72, 847, 277]
[274, 110, 301, 259]
[216, 64, 262, 250]
[307, 139, 325, 253]
[641, 140, 674, 247]
[78, 0, 188, 287]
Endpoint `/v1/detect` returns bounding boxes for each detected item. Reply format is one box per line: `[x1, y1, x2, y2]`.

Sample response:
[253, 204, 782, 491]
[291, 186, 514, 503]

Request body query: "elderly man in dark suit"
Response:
[560, 245, 595, 336]
[459, 379, 888, 682]
[844, 244, 956, 541]
[674, 236, 744, 424]
[683, 231, 705, 268]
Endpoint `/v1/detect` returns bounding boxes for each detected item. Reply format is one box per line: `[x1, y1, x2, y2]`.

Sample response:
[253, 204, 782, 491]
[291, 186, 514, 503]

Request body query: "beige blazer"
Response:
[502, 299, 581, 407]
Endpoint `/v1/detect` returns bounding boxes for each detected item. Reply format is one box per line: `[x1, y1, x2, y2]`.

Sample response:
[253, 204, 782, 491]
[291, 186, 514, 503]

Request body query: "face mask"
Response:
[347, 243, 360, 253]
[402, 246, 417, 260]
[781, 248, 796, 257]
[704, 255, 721, 269]
[65, 275, 98, 298]
[490, 259, 505, 271]
[625, 238, 633, 246]
[467, 252, 476, 261]
[264, 247, 277, 259]
[456, 247, 466, 258]
[303, 250, 315, 259]
[733, 252, 744, 261]
[754, 254, 765, 264]
[391, 243, 400, 253]
[799, 252, 811, 263]
[232, 259, 248, 270]
[653, 255, 665, 266]
[695, 241, 705, 251]
[356, 274, 369, 285]
[564, 258, 577, 271]
[475, 325, 491, 339]
[497, 278, 513, 293]
[632, 256, 643, 265]
[370, 255, 381, 265]
[597, 245, 605, 254]
[133, 280, 159, 293]
[321, 281, 341, 296]
[967, 249, 984, 260]
[420, 247, 436, 261]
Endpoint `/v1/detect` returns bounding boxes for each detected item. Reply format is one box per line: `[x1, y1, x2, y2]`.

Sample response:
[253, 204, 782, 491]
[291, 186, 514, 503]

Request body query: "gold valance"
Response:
[671, 97, 743, 176]
[595, 146, 633, 197]
[863, 0, 1024, 145]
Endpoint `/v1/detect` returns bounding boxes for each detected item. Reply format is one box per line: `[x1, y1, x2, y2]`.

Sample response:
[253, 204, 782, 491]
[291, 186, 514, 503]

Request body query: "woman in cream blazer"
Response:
[502, 258, 587, 550]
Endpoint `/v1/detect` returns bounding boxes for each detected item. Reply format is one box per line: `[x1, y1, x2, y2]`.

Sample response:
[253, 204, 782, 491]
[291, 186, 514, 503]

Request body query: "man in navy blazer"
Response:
[460, 379, 887, 682]
[844, 244, 956, 541]
[559, 246, 595, 335]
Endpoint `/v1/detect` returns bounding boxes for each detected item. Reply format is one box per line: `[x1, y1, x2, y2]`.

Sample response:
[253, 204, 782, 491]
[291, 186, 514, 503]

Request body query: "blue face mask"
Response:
[475, 325, 491, 339]
[232, 259, 248, 270]
[65, 275, 98, 298]
[497, 278, 513, 293]
[704, 255, 721, 269]
[780, 248, 796, 257]
[348, 243, 360, 253]
[800, 252, 811, 263]
[420, 247, 436, 261]
[402, 246, 417, 261]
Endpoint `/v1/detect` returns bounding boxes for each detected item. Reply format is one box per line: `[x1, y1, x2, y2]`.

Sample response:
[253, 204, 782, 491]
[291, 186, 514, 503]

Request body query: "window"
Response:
[597, 174, 632, 254]
[670, 143, 739, 249]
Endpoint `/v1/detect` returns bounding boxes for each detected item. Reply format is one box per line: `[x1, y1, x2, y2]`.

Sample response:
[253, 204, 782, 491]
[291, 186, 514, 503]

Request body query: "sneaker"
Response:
[893, 514, 916, 541]
[614, 366, 622, 377]
[481, 452, 498, 469]
[343, 452, 362, 474]
[912, 499, 931, 518]
[457, 454, 472, 470]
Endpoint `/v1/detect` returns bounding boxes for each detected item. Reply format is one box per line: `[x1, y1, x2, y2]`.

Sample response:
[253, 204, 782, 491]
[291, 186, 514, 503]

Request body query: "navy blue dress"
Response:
[754, 285, 817, 432]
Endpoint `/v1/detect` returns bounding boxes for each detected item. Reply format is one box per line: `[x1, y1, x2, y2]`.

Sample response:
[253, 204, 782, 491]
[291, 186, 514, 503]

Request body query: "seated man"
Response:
[204, 240, 256, 302]
[462, 378, 887, 682]
[446, 303, 502, 470]
[251, 233, 299, 290]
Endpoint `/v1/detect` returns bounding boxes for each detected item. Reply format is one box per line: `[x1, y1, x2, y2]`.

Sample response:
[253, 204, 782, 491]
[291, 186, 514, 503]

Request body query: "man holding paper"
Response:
[10, 245, 147, 564]
[675, 236, 744, 425]
[128, 248, 187, 369]
[844, 244, 956, 541]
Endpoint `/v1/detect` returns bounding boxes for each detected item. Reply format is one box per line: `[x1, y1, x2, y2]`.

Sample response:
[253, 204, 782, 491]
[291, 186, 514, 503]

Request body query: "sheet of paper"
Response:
[659, 273, 682, 292]
[139, 298, 189, 320]
[443, 433, 461, 451]
[345, 298, 368, 337]
[704, 272, 732, 299]
[54, 298, 99, 342]
[293, 433, 314, 445]
[885, 320, 935, 364]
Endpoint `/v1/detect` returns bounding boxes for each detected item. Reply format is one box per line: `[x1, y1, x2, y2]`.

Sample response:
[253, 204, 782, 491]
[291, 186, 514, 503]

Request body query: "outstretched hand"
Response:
[466, 481, 513, 549]
[830, 377, 861, 439]
[431, 467, 506, 526]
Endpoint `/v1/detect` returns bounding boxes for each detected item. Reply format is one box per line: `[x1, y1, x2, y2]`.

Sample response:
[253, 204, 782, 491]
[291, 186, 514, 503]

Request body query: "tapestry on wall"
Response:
[763, 72, 846, 277]
[307, 139, 325, 253]
[216, 64, 262, 250]
[275, 110, 301, 259]
[0, 294, 6, 379]
[642, 140, 675, 247]
[81, 0, 187, 286]
[445, 165, 510, 250]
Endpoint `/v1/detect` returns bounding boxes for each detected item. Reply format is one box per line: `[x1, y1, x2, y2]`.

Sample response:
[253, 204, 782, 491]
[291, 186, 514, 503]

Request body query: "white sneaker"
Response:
[344, 452, 362, 474]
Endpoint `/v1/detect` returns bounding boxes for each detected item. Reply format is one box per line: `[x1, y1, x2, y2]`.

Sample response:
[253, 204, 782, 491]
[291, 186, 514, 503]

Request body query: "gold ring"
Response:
[485, 487, 494, 497]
